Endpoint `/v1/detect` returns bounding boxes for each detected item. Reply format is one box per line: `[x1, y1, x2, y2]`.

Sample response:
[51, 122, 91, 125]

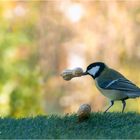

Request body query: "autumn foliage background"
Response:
[0, 1, 140, 117]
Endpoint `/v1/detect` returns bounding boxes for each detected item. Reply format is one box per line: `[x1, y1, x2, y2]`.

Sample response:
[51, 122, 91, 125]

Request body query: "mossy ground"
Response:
[0, 112, 140, 139]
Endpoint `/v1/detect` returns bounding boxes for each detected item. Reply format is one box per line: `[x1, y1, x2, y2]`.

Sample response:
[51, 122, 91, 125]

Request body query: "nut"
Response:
[72, 67, 84, 76]
[77, 104, 91, 122]
[61, 67, 84, 81]
[60, 70, 73, 81]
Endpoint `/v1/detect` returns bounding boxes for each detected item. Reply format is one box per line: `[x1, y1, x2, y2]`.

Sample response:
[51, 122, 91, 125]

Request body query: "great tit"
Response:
[83, 62, 140, 113]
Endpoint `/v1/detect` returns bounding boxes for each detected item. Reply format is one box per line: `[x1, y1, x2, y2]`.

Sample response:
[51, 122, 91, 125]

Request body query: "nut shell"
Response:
[72, 67, 84, 76]
[61, 67, 84, 81]
[77, 104, 91, 121]
[61, 70, 73, 81]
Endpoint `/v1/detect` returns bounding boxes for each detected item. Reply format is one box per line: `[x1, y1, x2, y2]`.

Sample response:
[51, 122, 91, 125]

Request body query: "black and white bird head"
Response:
[83, 62, 106, 79]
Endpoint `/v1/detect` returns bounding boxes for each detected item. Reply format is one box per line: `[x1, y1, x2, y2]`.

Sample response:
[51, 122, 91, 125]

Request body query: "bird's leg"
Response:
[104, 100, 114, 113]
[122, 100, 126, 113]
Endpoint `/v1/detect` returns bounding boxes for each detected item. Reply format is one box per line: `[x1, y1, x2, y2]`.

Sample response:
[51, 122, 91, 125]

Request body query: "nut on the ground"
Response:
[77, 104, 91, 122]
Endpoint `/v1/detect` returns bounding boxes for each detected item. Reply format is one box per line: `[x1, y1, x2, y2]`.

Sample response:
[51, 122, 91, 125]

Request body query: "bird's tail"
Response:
[127, 92, 140, 98]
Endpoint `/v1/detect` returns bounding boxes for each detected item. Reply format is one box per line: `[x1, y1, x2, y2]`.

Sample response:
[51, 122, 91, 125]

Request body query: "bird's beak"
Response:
[82, 71, 88, 76]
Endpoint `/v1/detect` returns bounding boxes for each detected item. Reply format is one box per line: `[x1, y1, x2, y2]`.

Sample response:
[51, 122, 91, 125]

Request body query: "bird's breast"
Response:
[95, 80, 127, 100]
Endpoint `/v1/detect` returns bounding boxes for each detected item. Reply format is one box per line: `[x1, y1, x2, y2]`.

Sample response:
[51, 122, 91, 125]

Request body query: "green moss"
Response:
[0, 113, 140, 139]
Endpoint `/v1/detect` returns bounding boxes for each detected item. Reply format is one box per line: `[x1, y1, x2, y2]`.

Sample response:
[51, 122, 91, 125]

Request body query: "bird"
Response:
[83, 62, 140, 113]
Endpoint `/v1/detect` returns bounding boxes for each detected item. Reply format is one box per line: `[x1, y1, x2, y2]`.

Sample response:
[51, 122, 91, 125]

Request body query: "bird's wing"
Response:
[99, 78, 140, 92]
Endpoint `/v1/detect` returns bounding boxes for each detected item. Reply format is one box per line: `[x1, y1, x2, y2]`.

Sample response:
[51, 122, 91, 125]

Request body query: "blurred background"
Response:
[0, 0, 140, 117]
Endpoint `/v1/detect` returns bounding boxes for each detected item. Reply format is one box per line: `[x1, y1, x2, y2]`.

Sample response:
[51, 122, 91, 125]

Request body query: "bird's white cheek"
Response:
[88, 66, 100, 76]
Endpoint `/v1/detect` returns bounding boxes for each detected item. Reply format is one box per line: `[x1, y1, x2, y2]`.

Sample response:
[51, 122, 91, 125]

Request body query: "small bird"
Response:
[83, 62, 140, 113]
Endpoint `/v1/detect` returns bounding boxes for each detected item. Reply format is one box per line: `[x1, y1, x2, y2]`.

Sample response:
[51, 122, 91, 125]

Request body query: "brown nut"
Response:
[72, 67, 84, 77]
[61, 67, 84, 81]
[61, 70, 74, 81]
[77, 104, 91, 122]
